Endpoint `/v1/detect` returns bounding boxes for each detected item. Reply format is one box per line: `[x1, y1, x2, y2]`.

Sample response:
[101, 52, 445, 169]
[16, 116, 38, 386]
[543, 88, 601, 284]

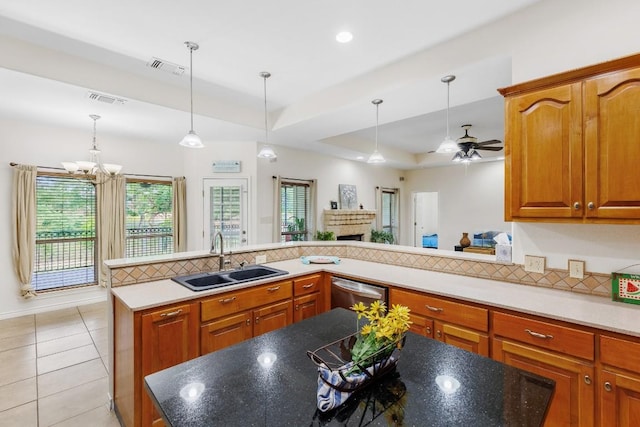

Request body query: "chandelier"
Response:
[62, 114, 122, 176]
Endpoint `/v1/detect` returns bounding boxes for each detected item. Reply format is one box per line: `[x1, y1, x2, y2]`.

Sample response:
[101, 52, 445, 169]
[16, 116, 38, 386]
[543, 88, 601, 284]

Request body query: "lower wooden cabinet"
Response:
[292, 273, 328, 322]
[200, 311, 252, 354]
[293, 293, 321, 322]
[253, 300, 292, 336]
[599, 335, 640, 426]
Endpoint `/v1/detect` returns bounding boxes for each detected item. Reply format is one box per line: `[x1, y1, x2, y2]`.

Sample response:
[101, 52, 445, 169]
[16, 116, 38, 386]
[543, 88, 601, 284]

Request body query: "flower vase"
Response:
[459, 232, 471, 248]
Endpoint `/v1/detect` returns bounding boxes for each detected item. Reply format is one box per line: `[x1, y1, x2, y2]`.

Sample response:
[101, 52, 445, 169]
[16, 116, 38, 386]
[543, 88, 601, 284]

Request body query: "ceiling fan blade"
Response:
[476, 139, 502, 146]
[476, 146, 503, 151]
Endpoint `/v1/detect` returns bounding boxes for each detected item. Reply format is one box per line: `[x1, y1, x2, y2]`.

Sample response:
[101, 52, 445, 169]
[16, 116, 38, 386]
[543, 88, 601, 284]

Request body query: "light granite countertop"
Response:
[111, 258, 640, 338]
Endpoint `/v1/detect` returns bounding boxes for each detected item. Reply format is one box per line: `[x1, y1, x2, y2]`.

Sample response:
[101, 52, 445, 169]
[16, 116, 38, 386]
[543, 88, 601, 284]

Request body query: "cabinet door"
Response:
[505, 83, 583, 219]
[253, 300, 292, 337]
[493, 338, 594, 427]
[408, 313, 433, 338]
[600, 369, 640, 427]
[293, 293, 320, 323]
[584, 67, 640, 220]
[200, 311, 252, 355]
[141, 303, 199, 427]
[434, 321, 488, 356]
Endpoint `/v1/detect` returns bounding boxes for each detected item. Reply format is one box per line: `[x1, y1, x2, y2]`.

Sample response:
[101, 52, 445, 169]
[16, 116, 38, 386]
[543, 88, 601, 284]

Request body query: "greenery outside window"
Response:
[125, 180, 173, 257]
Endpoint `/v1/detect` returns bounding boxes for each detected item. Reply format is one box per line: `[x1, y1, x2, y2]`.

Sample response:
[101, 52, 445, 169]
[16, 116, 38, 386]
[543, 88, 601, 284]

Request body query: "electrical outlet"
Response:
[524, 255, 545, 274]
[255, 255, 267, 264]
[569, 259, 585, 279]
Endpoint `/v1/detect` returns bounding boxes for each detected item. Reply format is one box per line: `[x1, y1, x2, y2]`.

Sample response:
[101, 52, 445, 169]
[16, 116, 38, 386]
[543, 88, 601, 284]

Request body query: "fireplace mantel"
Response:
[323, 209, 376, 241]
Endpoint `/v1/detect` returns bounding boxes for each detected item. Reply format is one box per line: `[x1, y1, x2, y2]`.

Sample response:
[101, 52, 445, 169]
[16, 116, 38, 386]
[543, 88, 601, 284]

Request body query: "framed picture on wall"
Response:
[339, 184, 358, 210]
[330, 201, 338, 209]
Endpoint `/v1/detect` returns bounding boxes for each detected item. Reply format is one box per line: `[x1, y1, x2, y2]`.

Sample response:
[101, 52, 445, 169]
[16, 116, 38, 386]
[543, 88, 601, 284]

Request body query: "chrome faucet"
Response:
[211, 231, 226, 270]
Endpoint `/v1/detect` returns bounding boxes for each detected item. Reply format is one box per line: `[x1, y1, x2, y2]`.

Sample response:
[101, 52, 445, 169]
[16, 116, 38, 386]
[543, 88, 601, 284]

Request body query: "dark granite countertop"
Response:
[145, 309, 554, 426]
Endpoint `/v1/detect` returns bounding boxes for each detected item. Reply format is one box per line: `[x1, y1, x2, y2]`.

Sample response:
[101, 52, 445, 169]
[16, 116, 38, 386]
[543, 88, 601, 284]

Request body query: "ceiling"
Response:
[0, 0, 541, 169]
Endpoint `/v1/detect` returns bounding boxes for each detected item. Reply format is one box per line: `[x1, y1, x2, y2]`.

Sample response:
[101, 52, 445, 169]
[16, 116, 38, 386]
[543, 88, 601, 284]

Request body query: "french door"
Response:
[203, 178, 249, 251]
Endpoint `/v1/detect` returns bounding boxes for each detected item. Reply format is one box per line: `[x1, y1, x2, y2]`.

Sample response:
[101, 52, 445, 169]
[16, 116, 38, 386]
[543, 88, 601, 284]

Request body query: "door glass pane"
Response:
[205, 179, 248, 252]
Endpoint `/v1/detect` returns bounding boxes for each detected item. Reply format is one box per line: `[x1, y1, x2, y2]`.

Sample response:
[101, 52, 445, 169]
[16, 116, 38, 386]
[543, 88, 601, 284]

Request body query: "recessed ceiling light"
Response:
[336, 31, 353, 43]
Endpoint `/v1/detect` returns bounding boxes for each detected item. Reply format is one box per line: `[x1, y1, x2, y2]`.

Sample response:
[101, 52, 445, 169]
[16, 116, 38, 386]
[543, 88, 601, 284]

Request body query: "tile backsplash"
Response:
[108, 244, 610, 297]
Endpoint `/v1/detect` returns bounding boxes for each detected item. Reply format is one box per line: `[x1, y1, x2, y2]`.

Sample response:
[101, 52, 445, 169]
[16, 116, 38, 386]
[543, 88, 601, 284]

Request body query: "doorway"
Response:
[413, 192, 438, 248]
[203, 178, 249, 251]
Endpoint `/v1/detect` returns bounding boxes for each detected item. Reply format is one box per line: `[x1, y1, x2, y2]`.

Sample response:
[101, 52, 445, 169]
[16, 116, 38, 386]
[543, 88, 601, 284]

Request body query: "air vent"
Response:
[86, 91, 127, 105]
[146, 57, 185, 76]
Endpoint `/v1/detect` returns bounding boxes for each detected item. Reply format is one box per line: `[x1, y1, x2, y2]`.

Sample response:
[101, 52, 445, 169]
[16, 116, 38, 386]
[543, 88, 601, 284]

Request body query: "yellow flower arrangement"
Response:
[349, 301, 411, 374]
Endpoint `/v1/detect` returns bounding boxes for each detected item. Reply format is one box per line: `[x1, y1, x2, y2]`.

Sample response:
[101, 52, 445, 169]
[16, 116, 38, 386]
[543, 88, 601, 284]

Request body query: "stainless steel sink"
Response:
[171, 265, 288, 291]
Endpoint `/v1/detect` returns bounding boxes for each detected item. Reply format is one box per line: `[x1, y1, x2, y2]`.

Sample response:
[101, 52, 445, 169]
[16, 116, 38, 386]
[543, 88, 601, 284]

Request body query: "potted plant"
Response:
[370, 229, 394, 244]
[314, 230, 335, 241]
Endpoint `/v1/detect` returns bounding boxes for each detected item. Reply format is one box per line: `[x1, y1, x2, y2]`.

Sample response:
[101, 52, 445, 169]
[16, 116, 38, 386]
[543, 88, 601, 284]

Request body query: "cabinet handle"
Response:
[587, 202, 595, 210]
[160, 309, 182, 318]
[436, 330, 442, 338]
[245, 319, 251, 326]
[426, 326, 431, 335]
[573, 202, 581, 210]
[255, 317, 260, 324]
[604, 382, 612, 392]
[267, 286, 281, 292]
[584, 375, 592, 385]
[219, 297, 236, 304]
[426, 304, 443, 313]
[295, 304, 299, 311]
[525, 329, 553, 340]
[302, 284, 315, 289]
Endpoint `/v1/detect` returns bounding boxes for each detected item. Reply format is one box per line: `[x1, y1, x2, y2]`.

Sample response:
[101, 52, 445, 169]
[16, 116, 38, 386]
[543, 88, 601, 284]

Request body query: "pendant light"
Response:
[257, 71, 277, 159]
[435, 75, 458, 154]
[367, 99, 386, 164]
[179, 41, 204, 148]
[62, 114, 122, 176]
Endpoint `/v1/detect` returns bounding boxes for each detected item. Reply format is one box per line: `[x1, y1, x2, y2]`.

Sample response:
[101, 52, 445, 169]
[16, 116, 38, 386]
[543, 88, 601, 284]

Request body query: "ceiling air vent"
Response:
[86, 91, 127, 105]
[146, 57, 185, 76]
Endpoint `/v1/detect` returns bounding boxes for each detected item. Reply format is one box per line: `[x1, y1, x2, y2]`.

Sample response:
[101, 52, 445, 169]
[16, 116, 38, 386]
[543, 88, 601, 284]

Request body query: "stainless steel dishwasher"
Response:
[331, 277, 388, 309]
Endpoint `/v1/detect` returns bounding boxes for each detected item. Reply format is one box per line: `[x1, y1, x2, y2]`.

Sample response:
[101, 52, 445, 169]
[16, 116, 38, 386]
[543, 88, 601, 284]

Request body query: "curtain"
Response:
[96, 172, 125, 287]
[172, 176, 187, 252]
[11, 164, 37, 298]
[272, 175, 282, 242]
[375, 186, 383, 230]
[309, 179, 318, 238]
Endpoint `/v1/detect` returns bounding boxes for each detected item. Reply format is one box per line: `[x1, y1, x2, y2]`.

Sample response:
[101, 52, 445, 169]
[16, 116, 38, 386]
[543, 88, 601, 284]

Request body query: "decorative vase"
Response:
[459, 232, 471, 248]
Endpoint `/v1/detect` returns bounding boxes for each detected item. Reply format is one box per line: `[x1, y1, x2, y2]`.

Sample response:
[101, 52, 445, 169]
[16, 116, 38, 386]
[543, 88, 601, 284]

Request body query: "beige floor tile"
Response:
[37, 343, 99, 375]
[81, 312, 107, 331]
[50, 403, 121, 427]
[78, 301, 106, 314]
[37, 332, 93, 358]
[38, 358, 107, 398]
[0, 377, 37, 412]
[36, 321, 88, 343]
[35, 307, 80, 323]
[0, 331, 36, 352]
[90, 327, 109, 357]
[38, 377, 109, 426]
[36, 313, 84, 331]
[0, 345, 36, 387]
[0, 401, 38, 427]
[0, 315, 35, 340]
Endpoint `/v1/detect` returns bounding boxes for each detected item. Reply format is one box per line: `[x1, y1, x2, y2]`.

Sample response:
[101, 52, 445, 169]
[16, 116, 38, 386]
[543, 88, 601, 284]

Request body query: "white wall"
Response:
[256, 145, 403, 244]
[404, 161, 509, 250]
[0, 118, 184, 319]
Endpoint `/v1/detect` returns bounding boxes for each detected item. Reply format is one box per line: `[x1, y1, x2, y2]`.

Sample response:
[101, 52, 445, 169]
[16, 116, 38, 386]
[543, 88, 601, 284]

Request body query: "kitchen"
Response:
[2, 0, 640, 426]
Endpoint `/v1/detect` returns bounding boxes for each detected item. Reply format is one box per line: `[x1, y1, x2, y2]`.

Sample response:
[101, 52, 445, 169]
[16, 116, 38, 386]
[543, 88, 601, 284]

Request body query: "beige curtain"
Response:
[272, 175, 282, 242]
[308, 179, 318, 238]
[96, 172, 125, 287]
[375, 186, 383, 230]
[11, 164, 37, 298]
[172, 176, 187, 252]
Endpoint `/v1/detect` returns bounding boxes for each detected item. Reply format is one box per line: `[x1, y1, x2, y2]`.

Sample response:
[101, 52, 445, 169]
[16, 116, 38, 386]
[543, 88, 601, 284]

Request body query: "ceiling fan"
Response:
[452, 124, 502, 162]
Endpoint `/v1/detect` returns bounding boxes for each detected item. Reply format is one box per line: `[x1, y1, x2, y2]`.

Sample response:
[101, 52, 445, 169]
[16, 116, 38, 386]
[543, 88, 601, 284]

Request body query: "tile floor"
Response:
[0, 302, 121, 426]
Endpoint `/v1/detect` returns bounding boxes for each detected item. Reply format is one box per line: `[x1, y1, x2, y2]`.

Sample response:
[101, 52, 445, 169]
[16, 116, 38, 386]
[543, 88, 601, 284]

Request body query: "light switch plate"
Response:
[524, 255, 545, 274]
[569, 259, 585, 279]
[255, 255, 267, 264]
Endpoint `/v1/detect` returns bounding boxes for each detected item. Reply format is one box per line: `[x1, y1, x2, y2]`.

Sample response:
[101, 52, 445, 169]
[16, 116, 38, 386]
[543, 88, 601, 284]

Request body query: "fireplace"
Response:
[323, 209, 376, 242]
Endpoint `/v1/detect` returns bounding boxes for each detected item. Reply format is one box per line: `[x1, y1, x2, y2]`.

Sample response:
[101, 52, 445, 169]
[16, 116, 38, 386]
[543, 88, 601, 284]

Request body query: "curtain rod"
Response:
[272, 175, 316, 183]
[9, 162, 178, 180]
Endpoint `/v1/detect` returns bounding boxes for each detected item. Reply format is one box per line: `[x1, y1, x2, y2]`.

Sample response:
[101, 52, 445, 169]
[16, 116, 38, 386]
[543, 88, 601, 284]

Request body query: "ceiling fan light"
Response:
[436, 137, 458, 153]
[470, 150, 482, 161]
[179, 130, 204, 148]
[451, 151, 464, 162]
[367, 149, 385, 164]
[258, 145, 277, 159]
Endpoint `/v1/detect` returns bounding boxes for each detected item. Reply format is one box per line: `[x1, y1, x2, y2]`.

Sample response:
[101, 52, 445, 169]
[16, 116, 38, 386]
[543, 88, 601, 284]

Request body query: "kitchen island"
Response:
[144, 308, 554, 426]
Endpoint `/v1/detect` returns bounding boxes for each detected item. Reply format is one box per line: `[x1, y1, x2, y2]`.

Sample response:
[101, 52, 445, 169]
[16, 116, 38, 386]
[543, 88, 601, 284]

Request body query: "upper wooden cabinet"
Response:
[500, 54, 640, 223]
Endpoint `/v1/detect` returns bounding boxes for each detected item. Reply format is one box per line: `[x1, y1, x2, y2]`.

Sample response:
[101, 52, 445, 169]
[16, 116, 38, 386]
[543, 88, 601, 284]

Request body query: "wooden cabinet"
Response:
[114, 299, 199, 427]
[599, 335, 640, 426]
[200, 280, 293, 354]
[390, 288, 489, 356]
[492, 312, 595, 426]
[500, 54, 640, 223]
[293, 274, 327, 322]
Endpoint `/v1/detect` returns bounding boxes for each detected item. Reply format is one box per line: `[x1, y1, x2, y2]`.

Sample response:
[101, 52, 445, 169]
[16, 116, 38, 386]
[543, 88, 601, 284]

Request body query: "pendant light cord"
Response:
[446, 80, 450, 138]
[189, 46, 194, 132]
[263, 75, 268, 144]
[375, 102, 379, 150]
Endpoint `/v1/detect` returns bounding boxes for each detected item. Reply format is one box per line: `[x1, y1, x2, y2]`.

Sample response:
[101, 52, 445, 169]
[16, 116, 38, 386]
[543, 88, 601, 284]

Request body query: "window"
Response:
[34, 174, 96, 291]
[125, 180, 173, 257]
[280, 181, 310, 242]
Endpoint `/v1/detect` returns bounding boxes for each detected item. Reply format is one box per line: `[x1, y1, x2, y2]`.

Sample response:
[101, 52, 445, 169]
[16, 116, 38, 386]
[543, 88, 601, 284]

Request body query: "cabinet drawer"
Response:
[294, 274, 322, 296]
[601, 335, 640, 374]
[492, 312, 594, 360]
[391, 288, 488, 332]
[201, 280, 293, 322]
